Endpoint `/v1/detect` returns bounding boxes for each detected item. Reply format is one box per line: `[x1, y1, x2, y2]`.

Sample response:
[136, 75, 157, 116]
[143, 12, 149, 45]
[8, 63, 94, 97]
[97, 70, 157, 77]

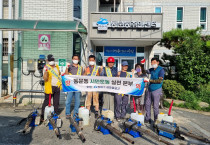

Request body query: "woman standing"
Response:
[131, 63, 148, 114]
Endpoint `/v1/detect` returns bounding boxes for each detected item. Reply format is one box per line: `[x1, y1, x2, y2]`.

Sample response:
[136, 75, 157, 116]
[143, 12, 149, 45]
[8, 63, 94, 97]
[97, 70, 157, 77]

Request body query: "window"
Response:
[137, 47, 144, 53]
[176, 7, 183, 29]
[177, 23, 182, 29]
[121, 59, 134, 72]
[137, 47, 144, 64]
[154, 54, 160, 59]
[74, 0, 81, 19]
[200, 7, 206, 22]
[177, 7, 183, 22]
[200, 7, 207, 30]
[137, 57, 144, 64]
[73, 34, 81, 57]
[155, 7, 162, 13]
[2, 38, 14, 56]
[96, 46, 103, 66]
[111, 7, 118, 12]
[106, 58, 118, 68]
[127, 7, 133, 12]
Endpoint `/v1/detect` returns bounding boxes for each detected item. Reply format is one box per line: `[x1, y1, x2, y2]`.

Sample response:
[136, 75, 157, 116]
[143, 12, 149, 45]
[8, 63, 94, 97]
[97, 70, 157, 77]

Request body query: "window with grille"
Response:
[2, 38, 14, 56]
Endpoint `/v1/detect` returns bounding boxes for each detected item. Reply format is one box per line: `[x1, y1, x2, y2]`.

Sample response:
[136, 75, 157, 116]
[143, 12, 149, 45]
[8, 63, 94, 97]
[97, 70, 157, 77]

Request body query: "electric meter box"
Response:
[27, 59, 35, 72]
[38, 55, 46, 71]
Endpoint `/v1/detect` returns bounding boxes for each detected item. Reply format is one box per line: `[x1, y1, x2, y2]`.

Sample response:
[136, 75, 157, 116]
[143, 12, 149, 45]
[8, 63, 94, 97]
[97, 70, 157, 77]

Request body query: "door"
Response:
[103, 57, 136, 72]
[104, 57, 119, 69]
[120, 58, 136, 73]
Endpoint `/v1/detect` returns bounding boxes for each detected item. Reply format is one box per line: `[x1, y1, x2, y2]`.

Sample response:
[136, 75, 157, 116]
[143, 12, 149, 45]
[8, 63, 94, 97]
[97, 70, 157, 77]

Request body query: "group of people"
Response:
[41, 54, 165, 124]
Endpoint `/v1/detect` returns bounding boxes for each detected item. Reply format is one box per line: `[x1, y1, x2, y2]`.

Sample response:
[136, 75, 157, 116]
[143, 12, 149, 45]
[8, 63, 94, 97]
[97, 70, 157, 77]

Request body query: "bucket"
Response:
[130, 113, 144, 124]
[79, 107, 89, 126]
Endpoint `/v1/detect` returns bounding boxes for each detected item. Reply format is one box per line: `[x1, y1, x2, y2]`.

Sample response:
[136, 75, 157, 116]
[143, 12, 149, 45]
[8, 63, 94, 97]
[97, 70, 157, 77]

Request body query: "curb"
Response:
[0, 95, 12, 103]
[172, 106, 210, 116]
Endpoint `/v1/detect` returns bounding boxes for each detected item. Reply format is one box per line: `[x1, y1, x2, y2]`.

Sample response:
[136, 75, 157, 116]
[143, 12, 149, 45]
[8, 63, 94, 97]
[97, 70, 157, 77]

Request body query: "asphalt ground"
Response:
[0, 103, 210, 145]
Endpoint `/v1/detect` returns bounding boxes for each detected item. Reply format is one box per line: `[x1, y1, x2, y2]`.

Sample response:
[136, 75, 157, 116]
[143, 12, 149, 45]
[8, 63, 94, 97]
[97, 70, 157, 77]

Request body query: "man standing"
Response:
[41, 54, 61, 120]
[100, 57, 118, 112]
[115, 61, 131, 121]
[83, 55, 100, 118]
[145, 58, 165, 123]
[65, 54, 83, 119]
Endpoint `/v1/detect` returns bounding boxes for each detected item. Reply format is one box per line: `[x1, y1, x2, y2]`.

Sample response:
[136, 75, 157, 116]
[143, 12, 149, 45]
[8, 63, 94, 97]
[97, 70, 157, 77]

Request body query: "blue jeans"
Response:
[65, 92, 81, 116]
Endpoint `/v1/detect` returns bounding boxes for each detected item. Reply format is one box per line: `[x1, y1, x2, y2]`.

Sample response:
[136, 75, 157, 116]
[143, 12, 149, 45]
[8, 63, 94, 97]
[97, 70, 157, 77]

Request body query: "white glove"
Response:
[144, 78, 149, 82]
[61, 72, 65, 76]
[67, 63, 71, 68]
[44, 65, 48, 72]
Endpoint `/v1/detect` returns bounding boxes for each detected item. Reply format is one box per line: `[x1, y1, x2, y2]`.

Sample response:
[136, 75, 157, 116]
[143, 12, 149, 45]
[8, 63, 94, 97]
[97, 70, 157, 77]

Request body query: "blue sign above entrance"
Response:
[104, 46, 136, 57]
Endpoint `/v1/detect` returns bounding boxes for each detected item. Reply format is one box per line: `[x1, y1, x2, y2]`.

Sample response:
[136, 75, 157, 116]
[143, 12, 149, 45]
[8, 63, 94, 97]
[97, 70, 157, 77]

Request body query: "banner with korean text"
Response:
[62, 75, 145, 96]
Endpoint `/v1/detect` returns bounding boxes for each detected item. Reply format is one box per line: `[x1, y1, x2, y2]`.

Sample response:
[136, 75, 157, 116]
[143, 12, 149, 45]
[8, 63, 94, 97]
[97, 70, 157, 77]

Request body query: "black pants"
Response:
[41, 86, 60, 117]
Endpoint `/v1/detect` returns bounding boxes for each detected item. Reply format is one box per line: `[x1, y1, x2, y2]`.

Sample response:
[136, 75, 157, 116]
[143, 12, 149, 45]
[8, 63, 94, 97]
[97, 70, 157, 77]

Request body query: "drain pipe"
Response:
[0, 0, 3, 97]
[8, 0, 13, 95]
[13, 89, 44, 107]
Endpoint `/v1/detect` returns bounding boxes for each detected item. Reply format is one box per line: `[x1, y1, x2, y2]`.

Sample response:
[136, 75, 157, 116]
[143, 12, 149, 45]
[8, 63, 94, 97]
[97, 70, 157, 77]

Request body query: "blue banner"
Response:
[104, 46, 136, 57]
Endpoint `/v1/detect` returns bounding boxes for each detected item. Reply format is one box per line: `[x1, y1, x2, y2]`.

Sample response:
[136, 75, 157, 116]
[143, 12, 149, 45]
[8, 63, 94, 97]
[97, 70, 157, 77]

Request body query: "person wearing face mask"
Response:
[144, 57, 165, 124]
[83, 55, 100, 118]
[41, 54, 62, 121]
[65, 54, 83, 119]
[100, 57, 118, 112]
[131, 63, 148, 114]
[115, 61, 131, 122]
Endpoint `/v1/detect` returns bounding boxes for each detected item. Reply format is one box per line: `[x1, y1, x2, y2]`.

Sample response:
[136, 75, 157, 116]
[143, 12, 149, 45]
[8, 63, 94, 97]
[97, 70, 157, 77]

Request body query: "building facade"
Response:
[12, 0, 88, 92]
[88, 0, 210, 60]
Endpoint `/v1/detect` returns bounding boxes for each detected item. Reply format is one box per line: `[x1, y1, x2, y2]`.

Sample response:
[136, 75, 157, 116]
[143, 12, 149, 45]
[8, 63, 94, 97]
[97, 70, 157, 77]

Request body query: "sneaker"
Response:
[95, 111, 99, 119]
[116, 118, 121, 122]
[66, 115, 71, 119]
[145, 119, 152, 124]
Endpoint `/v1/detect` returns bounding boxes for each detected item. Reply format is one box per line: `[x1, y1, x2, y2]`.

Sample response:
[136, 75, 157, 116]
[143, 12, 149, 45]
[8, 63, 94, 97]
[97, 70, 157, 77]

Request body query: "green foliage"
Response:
[163, 100, 170, 108]
[179, 90, 198, 103]
[196, 82, 210, 104]
[161, 28, 210, 90]
[163, 80, 185, 99]
[177, 102, 201, 110]
[164, 88, 210, 112]
[201, 105, 210, 112]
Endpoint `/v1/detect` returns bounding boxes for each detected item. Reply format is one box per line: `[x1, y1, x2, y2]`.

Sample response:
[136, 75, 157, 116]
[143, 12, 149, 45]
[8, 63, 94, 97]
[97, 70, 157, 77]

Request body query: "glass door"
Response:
[103, 57, 136, 73]
[120, 58, 136, 73]
[104, 57, 120, 70]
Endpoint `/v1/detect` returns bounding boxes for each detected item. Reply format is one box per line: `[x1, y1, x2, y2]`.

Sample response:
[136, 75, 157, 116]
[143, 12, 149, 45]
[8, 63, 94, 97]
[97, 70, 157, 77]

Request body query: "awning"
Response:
[0, 19, 87, 33]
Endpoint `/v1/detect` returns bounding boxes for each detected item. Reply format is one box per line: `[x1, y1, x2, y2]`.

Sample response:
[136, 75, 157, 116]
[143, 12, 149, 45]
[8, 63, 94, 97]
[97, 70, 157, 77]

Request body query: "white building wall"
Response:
[123, 0, 210, 59]
[23, 0, 68, 20]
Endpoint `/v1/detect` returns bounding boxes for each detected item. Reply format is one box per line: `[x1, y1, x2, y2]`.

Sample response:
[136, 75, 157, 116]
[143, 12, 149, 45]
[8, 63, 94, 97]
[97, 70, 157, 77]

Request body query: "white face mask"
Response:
[89, 61, 95, 66]
[49, 61, 55, 66]
[152, 64, 158, 68]
[72, 60, 79, 64]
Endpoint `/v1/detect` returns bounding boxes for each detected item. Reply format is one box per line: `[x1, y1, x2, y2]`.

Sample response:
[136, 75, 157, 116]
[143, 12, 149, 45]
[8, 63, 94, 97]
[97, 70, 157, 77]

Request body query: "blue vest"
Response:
[149, 66, 164, 92]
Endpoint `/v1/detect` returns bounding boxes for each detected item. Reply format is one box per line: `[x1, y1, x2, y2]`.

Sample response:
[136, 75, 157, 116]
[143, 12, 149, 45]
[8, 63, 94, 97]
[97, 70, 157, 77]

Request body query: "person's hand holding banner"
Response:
[144, 78, 149, 82]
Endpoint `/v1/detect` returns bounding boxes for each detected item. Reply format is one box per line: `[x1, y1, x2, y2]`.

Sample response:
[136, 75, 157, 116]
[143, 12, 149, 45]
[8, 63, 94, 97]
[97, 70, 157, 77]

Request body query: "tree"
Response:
[160, 28, 210, 90]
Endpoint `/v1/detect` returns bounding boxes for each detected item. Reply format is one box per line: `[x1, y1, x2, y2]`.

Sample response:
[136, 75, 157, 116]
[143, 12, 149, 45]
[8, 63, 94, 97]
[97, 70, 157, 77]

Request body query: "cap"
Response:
[107, 57, 115, 63]
[47, 54, 54, 61]
[122, 61, 128, 66]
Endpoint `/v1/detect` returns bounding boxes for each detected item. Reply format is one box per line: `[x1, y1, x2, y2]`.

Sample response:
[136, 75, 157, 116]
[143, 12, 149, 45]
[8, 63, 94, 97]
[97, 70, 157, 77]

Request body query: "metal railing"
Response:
[13, 89, 44, 107]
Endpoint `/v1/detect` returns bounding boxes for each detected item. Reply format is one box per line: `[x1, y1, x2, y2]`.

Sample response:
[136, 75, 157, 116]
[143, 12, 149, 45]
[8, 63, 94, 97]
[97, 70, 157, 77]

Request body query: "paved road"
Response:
[0, 103, 209, 145]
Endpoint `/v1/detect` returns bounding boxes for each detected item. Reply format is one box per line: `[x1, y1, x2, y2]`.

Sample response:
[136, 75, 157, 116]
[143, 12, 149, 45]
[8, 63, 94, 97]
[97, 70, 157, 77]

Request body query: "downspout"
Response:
[114, 0, 116, 12]
[0, 0, 3, 97]
[17, 0, 22, 91]
[8, 0, 12, 95]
